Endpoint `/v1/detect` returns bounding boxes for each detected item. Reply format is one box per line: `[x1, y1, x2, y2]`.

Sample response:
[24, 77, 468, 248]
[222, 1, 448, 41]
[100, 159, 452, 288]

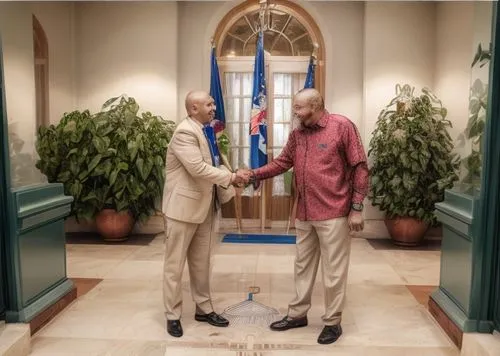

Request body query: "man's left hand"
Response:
[348, 210, 364, 232]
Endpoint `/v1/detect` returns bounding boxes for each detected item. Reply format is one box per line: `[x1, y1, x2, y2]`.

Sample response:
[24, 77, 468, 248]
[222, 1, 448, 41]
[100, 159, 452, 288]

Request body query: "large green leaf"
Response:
[63, 120, 76, 133]
[82, 191, 98, 202]
[400, 152, 410, 168]
[117, 162, 129, 172]
[69, 180, 83, 198]
[87, 154, 102, 173]
[109, 169, 119, 186]
[92, 137, 107, 154]
[116, 198, 129, 212]
[136, 158, 146, 180]
[69, 157, 79, 175]
[128, 141, 139, 161]
[66, 148, 78, 158]
[101, 96, 120, 110]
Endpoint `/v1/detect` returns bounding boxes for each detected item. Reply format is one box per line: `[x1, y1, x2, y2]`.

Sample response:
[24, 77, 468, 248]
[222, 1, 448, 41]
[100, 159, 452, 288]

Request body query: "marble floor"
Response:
[29, 232, 458, 356]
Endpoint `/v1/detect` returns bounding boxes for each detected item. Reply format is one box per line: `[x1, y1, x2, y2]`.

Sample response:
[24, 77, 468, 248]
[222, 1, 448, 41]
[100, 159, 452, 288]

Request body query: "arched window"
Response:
[219, 7, 314, 57]
[33, 15, 49, 128]
[214, 0, 325, 224]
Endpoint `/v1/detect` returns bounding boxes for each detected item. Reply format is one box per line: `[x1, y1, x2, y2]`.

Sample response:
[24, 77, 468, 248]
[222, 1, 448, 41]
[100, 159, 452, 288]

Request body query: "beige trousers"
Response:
[288, 217, 351, 325]
[163, 206, 215, 320]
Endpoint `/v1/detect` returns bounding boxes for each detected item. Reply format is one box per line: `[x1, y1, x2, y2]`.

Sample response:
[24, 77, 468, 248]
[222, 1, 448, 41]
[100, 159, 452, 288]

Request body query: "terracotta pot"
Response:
[95, 209, 134, 242]
[384, 217, 429, 247]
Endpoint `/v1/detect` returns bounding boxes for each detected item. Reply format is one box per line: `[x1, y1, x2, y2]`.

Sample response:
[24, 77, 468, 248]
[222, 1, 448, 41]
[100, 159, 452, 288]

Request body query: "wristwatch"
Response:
[351, 203, 363, 212]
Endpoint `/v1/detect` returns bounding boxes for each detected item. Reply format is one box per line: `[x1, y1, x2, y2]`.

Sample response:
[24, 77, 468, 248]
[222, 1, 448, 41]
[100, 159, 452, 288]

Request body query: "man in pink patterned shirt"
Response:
[245, 88, 369, 344]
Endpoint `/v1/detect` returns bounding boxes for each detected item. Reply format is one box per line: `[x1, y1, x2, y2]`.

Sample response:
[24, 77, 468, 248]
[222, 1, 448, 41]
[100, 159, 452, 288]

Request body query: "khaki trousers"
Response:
[288, 217, 350, 325]
[163, 206, 215, 320]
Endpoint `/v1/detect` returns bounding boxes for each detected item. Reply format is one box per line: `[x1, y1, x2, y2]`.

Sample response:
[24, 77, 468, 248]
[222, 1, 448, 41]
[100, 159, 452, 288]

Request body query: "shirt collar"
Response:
[298, 110, 329, 131]
[317, 111, 329, 127]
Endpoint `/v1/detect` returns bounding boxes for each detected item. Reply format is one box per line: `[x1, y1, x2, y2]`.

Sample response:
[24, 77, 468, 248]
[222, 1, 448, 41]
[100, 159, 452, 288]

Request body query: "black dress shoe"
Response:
[167, 320, 183, 337]
[317, 324, 342, 344]
[270, 316, 308, 331]
[194, 312, 229, 327]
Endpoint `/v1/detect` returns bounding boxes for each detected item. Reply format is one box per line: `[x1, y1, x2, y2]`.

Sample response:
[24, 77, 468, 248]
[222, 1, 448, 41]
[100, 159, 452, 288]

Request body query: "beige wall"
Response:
[30, 1, 77, 125]
[363, 2, 436, 148]
[177, 1, 224, 120]
[303, 1, 365, 130]
[75, 1, 178, 121]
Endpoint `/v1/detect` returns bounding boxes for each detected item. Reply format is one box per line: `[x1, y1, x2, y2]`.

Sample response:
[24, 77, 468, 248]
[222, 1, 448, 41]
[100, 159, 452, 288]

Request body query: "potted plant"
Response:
[368, 84, 459, 246]
[35, 95, 176, 241]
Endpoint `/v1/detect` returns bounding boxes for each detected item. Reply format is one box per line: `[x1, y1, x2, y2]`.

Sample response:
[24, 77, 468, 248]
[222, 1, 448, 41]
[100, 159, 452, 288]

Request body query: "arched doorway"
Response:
[33, 15, 49, 128]
[214, 0, 325, 228]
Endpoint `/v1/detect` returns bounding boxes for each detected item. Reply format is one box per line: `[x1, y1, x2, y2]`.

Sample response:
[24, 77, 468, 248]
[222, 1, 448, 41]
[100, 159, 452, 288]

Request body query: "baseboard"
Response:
[430, 288, 479, 332]
[6, 279, 74, 323]
[429, 292, 464, 348]
[29, 285, 77, 336]
[65, 215, 442, 241]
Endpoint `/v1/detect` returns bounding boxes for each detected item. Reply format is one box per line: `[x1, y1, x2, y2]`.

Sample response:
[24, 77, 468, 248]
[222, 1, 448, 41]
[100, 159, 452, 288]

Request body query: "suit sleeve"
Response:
[169, 129, 232, 187]
[218, 164, 233, 189]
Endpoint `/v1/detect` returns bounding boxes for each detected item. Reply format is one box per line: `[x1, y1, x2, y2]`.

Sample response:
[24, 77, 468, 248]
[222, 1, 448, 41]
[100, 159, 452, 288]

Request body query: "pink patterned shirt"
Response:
[253, 111, 369, 221]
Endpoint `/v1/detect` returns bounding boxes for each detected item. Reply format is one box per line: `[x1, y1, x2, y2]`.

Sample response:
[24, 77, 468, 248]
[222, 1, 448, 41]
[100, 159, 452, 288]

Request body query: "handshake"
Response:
[231, 169, 256, 187]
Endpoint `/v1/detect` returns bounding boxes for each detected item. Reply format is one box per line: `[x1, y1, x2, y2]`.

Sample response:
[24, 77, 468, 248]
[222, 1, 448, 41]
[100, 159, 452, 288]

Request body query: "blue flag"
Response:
[210, 46, 226, 134]
[304, 56, 315, 89]
[249, 31, 268, 170]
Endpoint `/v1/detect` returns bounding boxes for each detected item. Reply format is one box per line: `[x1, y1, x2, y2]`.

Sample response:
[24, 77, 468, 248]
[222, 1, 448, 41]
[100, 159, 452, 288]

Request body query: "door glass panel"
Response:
[453, 1, 493, 196]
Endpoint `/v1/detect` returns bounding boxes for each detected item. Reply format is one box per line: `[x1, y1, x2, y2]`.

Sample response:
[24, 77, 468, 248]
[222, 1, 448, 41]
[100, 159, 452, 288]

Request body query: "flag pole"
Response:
[258, 0, 267, 232]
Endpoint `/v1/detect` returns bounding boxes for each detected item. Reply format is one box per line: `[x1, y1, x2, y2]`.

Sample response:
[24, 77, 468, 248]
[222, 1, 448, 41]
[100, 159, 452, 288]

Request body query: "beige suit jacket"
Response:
[162, 117, 235, 224]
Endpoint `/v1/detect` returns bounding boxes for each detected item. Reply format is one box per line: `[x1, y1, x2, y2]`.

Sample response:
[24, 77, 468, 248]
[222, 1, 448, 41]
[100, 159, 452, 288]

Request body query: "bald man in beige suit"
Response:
[162, 90, 250, 338]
